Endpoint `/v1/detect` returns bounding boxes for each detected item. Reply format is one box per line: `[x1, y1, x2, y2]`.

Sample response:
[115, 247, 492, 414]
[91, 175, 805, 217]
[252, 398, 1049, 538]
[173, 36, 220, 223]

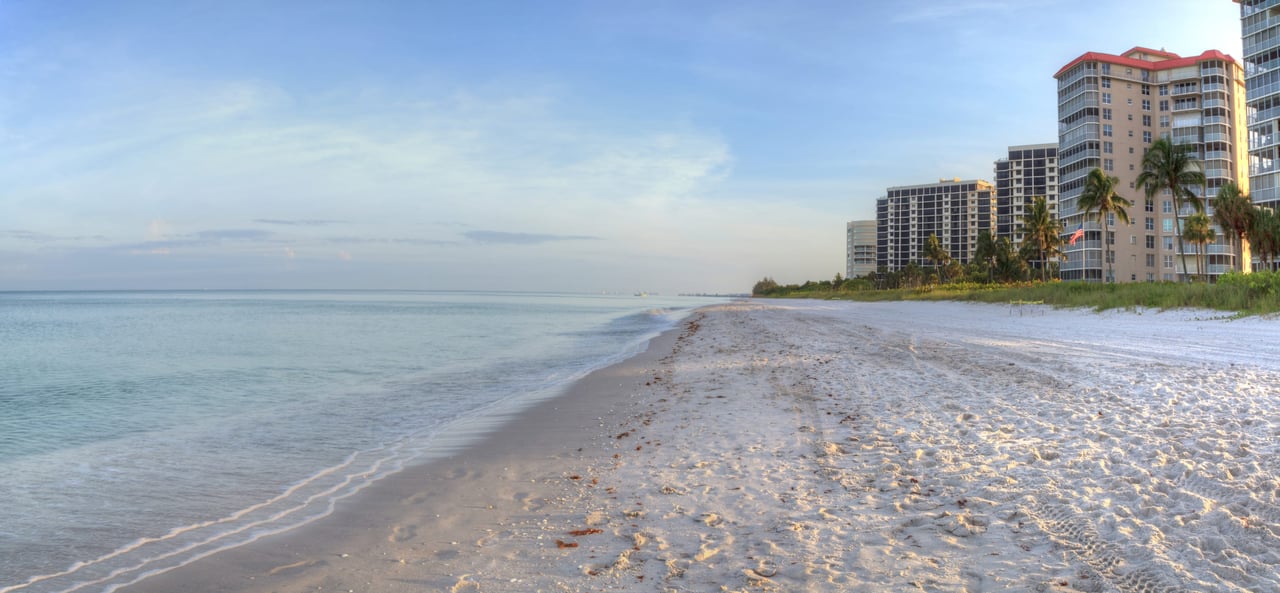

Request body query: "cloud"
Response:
[254, 218, 344, 226]
[463, 230, 601, 245]
[889, 1, 1019, 23]
[192, 229, 276, 241]
[0, 229, 107, 242]
[323, 236, 458, 246]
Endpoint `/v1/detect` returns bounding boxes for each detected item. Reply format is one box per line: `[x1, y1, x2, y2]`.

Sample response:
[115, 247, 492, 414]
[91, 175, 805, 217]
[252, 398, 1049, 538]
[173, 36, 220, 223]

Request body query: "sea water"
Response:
[0, 290, 712, 592]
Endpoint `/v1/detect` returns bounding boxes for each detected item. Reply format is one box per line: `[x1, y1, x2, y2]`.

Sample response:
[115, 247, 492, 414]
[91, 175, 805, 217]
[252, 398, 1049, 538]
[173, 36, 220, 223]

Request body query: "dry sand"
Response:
[120, 300, 1280, 592]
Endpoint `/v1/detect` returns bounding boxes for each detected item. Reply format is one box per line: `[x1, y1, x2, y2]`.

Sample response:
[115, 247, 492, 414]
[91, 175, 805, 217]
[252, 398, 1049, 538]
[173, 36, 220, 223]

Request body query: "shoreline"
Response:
[116, 311, 690, 593]
[108, 299, 1280, 591]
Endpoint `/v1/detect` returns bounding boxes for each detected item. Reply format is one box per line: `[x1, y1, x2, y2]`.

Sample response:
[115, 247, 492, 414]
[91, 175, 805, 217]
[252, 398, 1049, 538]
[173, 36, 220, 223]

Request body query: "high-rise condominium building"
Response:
[994, 144, 1059, 250]
[1239, 2, 1280, 217]
[1055, 47, 1247, 282]
[846, 220, 877, 279]
[875, 179, 994, 272]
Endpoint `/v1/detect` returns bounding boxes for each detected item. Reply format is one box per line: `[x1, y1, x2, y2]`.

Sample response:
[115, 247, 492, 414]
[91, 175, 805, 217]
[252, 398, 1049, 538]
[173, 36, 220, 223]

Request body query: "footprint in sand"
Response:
[390, 524, 418, 543]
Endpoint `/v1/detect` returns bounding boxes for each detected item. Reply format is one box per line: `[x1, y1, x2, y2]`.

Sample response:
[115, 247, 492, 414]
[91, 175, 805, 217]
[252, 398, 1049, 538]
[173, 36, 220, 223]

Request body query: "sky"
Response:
[0, 0, 1247, 293]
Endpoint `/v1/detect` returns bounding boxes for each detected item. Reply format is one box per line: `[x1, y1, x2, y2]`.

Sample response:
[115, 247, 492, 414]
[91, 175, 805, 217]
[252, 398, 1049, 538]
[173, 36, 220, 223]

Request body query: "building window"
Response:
[1142, 115, 1151, 126]
[1107, 250, 1116, 264]
[1128, 130, 1134, 137]
[1159, 100, 1169, 111]
[1147, 254, 1156, 267]
[1164, 237, 1174, 250]
[1129, 163, 1135, 171]
[1163, 255, 1174, 269]
[1160, 115, 1170, 128]
[1103, 141, 1113, 154]
[1142, 99, 1151, 111]
[1104, 158, 1114, 171]
[1103, 124, 1113, 137]
[1145, 199, 1154, 212]
[1146, 235, 1155, 248]
[1102, 63, 1111, 75]
[1163, 219, 1174, 233]
[1103, 92, 1112, 104]
[1159, 85, 1169, 96]
[1128, 113, 1134, 121]
[1103, 108, 1112, 120]
[1102, 78, 1111, 88]
[1127, 98, 1133, 105]
[1143, 131, 1152, 143]
[1142, 84, 1151, 95]
[1162, 200, 1172, 213]
[1145, 217, 1154, 231]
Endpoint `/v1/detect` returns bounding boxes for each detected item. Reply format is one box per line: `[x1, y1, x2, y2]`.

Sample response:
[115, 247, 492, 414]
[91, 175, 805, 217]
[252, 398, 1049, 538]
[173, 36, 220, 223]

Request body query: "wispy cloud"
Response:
[192, 229, 277, 241]
[254, 218, 344, 226]
[890, 1, 1053, 23]
[0, 229, 107, 242]
[324, 236, 458, 246]
[463, 230, 600, 245]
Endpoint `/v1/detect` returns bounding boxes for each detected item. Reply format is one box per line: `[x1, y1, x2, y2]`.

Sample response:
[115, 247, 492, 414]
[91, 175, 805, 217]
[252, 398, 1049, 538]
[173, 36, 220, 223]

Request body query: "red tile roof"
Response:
[1054, 49, 1237, 79]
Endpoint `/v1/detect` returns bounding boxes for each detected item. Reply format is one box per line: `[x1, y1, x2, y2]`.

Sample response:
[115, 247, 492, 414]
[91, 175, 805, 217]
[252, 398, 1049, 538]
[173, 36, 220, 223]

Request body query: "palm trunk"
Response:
[1174, 193, 1189, 282]
[1102, 217, 1111, 283]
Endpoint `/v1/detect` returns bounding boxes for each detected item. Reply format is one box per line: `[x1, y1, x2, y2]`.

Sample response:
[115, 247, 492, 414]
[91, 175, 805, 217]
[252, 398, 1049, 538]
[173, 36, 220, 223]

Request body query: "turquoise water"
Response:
[0, 291, 710, 592]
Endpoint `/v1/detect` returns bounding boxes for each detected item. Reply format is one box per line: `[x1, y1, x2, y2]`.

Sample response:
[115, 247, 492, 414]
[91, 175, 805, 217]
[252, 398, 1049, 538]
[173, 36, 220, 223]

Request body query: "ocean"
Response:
[0, 290, 712, 593]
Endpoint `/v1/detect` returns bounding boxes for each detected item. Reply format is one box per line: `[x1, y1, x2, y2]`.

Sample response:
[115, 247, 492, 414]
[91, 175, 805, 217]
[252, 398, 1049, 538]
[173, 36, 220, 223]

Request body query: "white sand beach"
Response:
[121, 300, 1280, 593]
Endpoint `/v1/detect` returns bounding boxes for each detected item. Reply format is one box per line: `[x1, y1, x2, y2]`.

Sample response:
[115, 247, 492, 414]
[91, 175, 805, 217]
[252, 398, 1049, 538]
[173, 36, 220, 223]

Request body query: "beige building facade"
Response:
[1055, 47, 1248, 282]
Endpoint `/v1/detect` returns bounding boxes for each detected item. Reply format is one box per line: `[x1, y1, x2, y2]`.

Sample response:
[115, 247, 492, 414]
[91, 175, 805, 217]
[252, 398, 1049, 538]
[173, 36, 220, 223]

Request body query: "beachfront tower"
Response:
[1238, 1, 1279, 269]
[994, 144, 1059, 251]
[846, 220, 877, 279]
[875, 179, 995, 273]
[1055, 47, 1248, 282]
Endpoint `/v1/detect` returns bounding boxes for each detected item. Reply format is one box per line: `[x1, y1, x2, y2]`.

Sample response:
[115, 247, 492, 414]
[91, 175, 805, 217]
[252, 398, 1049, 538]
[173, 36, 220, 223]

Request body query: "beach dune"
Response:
[123, 300, 1280, 592]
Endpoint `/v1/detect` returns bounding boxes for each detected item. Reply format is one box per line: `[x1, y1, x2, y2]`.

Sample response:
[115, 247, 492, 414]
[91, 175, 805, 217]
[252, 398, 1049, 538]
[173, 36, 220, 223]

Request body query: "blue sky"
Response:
[0, 0, 1246, 292]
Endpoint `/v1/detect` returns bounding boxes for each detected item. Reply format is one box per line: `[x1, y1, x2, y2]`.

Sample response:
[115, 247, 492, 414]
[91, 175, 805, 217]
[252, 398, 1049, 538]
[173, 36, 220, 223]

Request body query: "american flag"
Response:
[1068, 225, 1085, 245]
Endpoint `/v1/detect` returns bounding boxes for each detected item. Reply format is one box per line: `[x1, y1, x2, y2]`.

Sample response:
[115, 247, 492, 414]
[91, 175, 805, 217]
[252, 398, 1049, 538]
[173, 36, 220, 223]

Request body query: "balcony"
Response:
[1057, 66, 1098, 89]
[1202, 83, 1226, 93]
[1059, 116, 1099, 134]
[1058, 148, 1100, 168]
[1204, 132, 1230, 143]
[1203, 98, 1227, 109]
[1172, 85, 1199, 96]
[1203, 167, 1231, 179]
[1201, 67, 1227, 78]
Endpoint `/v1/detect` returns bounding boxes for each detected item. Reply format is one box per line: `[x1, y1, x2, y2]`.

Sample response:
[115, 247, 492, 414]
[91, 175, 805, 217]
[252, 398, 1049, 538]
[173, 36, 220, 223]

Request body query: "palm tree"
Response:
[925, 234, 951, 284]
[1077, 168, 1132, 283]
[1211, 181, 1254, 273]
[994, 237, 1027, 282]
[974, 230, 997, 283]
[1181, 212, 1216, 282]
[1021, 196, 1062, 282]
[1135, 137, 1206, 281]
[1251, 206, 1280, 272]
